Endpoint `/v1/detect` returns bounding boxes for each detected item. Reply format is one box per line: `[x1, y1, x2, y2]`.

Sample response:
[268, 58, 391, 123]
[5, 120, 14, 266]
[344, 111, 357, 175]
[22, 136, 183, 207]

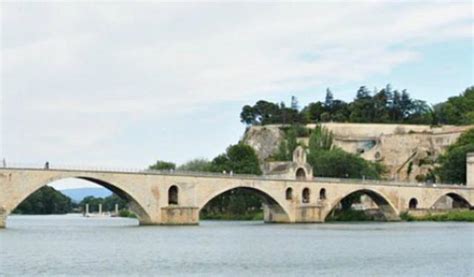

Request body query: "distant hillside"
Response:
[59, 187, 112, 203]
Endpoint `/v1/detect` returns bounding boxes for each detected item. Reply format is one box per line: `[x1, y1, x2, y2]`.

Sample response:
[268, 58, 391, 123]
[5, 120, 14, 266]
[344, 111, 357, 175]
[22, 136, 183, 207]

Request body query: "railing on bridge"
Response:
[0, 162, 467, 188]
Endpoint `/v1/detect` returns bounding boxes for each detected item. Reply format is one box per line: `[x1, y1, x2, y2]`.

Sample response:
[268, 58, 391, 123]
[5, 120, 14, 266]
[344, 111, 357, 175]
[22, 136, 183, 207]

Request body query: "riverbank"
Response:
[401, 210, 474, 222]
[201, 210, 474, 222]
[201, 211, 263, 221]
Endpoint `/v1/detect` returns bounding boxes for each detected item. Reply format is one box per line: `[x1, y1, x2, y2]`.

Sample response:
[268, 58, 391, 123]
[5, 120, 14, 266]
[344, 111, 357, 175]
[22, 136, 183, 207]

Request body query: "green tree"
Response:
[14, 186, 73, 214]
[436, 128, 474, 184]
[308, 148, 385, 179]
[149, 160, 176, 170]
[435, 86, 474, 125]
[202, 143, 263, 219]
[308, 125, 333, 153]
[210, 143, 262, 175]
[178, 159, 212, 172]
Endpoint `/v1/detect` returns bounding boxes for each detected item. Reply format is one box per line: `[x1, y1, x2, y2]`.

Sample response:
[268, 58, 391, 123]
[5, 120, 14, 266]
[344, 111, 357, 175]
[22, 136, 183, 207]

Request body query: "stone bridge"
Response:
[1, 161, 473, 228]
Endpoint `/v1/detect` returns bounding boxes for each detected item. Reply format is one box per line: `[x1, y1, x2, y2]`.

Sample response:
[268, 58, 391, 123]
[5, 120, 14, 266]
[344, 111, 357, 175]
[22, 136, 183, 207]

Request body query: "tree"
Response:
[14, 186, 73, 214]
[436, 128, 474, 184]
[149, 160, 176, 171]
[324, 88, 334, 109]
[308, 125, 333, 153]
[303, 101, 325, 122]
[240, 105, 255, 125]
[178, 159, 212, 172]
[435, 86, 474, 125]
[308, 148, 385, 179]
[291, 96, 299, 111]
[210, 143, 262, 175]
[202, 143, 263, 219]
[272, 125, 306, 161]
[350, 86, 375, 122]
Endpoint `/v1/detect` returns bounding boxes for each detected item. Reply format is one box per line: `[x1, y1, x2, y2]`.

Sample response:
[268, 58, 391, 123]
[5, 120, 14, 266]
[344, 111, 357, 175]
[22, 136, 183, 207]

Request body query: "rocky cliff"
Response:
[242, 123, 473, 181]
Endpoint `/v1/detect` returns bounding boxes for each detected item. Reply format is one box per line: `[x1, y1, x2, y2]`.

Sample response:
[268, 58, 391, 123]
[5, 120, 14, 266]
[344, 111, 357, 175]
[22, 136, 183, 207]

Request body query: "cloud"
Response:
[1, 2, 472, 166]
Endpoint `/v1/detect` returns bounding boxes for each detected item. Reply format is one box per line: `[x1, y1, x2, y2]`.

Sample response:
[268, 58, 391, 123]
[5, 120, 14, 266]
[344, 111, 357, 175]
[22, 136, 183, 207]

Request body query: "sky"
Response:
[1, 2, 473, 189]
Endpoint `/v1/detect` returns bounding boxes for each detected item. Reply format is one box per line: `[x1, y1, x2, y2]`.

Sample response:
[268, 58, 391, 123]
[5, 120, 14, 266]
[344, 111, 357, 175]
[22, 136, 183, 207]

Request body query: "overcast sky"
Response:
[1, 1, 473, 188]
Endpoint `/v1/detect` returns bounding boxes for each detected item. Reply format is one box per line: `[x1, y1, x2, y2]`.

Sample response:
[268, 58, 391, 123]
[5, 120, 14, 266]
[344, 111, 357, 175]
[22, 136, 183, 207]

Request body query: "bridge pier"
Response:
[263, 204, 292, 223]
[0, 208, 6, 228]
[295, 205, 324, 223]
[160, 206, 199, 225]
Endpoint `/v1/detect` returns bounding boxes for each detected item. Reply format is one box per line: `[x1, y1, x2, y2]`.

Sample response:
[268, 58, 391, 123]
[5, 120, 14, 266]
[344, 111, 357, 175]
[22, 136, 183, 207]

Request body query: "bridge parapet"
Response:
[1, 166, 470, 188]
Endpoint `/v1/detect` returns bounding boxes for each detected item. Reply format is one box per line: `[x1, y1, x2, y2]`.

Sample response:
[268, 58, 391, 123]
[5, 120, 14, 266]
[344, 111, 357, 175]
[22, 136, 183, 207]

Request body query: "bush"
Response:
[308, 148, 385, 179]
[118, 209, 136, 218]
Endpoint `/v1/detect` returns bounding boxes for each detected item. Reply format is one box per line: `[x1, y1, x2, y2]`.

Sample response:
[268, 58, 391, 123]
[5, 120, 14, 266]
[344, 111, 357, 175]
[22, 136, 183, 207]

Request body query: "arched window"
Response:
[409, 198, 418, 209]
[286, 188, 293, 200]
[319, 188, 326, 200]
[302, 188, 310, 203]
[168, 185, 178, 205]
[296, 168, 306, 180]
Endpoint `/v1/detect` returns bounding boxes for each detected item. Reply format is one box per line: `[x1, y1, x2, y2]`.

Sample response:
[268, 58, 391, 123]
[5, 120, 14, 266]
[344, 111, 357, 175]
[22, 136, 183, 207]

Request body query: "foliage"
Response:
[307, 148, 385, 179]
[274, 125, 301, 161]
[308, 125, 333, 152]
[200, 188, 263, 220]
[80, 194, 128, 212]
[240, 84, 474, 126]
[400, 210, 474, 222]
[13, 186, 73, 214]
[149, 160, 176, 171]
[209, 143, 262, 175]
[434, 86, 474, 125]
[240, 97, 306, 125]
[201, 144, 263, 219]
[326, 210, 381, 222]
[118, 209, 137, 218]
[177, 158, 212, 172]
[436, 128, 474, 184]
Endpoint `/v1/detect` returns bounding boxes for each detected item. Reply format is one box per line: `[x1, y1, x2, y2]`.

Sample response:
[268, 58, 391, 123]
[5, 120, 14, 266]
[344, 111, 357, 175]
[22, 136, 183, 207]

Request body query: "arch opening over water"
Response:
[325, 189, 399, 221]
[432, 193, 471, 209]
[199, 186, 290, 222]
[9, 176, 150, 224]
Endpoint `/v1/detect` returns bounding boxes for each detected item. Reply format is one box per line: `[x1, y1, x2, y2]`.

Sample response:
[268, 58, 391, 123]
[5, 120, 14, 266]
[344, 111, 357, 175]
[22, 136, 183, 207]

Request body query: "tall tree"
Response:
[324, 88, 334, 109]
[149, 160, 176, 170]
[436, 128, 474, 184]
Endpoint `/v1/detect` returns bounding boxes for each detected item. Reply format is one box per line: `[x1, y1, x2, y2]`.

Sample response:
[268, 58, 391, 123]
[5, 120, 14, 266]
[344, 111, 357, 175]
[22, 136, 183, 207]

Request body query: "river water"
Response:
[0, 215, 473, 276]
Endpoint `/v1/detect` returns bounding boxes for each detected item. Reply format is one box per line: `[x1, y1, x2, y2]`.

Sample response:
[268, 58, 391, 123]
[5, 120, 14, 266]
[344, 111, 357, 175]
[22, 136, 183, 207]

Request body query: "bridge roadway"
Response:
[0, 167, 473, 228]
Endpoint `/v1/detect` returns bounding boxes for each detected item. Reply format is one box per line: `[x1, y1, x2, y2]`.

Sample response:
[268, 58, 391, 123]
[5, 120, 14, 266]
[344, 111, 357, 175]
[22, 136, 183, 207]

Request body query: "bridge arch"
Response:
[323, 188, 399, 221]
[198, 185, 292, 222]
[430, 192, 471, 209]
[8, 175, 152, 224]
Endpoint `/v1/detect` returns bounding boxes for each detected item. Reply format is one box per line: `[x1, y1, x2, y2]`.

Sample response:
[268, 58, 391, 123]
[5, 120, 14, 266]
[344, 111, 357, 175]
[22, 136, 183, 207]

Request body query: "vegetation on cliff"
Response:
[240, 85, 474, 126]
[436, 128, 474, 184]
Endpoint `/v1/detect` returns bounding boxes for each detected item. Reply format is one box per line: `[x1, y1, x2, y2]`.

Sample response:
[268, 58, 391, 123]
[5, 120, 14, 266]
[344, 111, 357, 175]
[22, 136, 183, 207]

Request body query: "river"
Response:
[0, 215, 473, 276]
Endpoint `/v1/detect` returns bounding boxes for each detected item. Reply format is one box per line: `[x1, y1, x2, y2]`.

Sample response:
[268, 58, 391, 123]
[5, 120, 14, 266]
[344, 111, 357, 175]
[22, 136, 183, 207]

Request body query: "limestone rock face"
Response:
[242, 126, 285, 161]
[243, 123, 473, 182]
